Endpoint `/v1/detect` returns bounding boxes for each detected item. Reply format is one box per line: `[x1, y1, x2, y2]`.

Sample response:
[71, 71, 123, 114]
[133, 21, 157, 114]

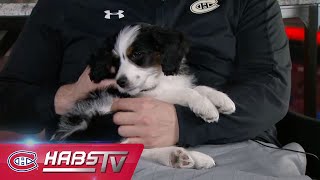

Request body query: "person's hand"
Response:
[54, 67, 115, 115]
[111, 97, 179, 148]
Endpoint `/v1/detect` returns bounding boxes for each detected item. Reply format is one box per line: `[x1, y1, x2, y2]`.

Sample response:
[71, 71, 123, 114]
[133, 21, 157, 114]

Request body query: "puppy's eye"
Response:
[132, 51, 143, 59]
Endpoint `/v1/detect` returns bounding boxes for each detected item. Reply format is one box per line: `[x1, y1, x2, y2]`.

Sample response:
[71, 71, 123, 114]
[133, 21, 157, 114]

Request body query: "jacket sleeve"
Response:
[176, 0, 291, 146]
[0, 0, 63, 134]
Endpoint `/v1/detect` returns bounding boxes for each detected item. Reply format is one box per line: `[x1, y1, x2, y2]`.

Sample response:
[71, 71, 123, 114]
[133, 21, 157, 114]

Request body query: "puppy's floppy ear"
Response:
[152, 28, 189, 75]
[88, 35, 119, 83]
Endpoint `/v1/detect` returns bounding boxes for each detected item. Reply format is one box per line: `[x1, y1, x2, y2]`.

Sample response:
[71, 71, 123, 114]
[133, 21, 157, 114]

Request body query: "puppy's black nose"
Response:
[117, 76, 128, 88]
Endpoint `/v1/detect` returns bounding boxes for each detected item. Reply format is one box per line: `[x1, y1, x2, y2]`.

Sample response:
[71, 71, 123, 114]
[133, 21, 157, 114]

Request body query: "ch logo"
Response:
[190, 0, 220, 14]
[104, 10, 125, 19]
[7, 150, 38, 172]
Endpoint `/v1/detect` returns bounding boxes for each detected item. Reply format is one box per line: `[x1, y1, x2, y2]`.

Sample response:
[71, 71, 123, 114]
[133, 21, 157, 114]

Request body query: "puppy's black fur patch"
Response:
[65, 113, 121, 142]
[145, 26, 189, 75]
[88, 35, 120, 83]
[127, 25, 189, 75]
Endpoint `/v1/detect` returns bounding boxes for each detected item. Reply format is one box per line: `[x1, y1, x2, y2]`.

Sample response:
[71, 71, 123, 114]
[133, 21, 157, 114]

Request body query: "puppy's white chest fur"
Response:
[141, 74, 195, 103]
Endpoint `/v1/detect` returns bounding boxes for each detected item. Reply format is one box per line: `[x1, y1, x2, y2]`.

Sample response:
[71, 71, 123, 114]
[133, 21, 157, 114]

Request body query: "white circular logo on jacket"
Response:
[190, 0, 220, 14]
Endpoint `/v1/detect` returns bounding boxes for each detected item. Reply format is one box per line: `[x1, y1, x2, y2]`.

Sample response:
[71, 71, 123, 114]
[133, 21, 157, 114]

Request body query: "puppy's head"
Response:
[113, 25, 189, 95]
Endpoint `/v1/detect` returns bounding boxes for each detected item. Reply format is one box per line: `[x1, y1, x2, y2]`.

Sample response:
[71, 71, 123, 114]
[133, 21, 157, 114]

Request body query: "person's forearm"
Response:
[0, 80, 59, 134]
[175, 72, 290, 146]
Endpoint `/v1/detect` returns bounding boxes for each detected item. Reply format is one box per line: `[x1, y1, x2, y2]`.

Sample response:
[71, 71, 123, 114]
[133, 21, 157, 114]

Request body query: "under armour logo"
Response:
[104, 10, 125, 19]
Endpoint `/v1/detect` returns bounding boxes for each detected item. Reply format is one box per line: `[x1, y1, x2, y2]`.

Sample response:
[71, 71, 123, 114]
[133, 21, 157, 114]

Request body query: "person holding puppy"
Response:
[0, 0, 290, 160]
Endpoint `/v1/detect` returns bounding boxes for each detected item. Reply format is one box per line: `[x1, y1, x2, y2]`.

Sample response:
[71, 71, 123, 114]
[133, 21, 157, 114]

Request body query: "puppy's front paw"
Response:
[189, 97, 219, 123]
[216, 93, 236, 115]
[194, 86, 236, 115]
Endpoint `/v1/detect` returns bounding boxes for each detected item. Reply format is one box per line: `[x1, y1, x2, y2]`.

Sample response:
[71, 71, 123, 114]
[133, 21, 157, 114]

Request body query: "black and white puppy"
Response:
[52, 25, 235, 169]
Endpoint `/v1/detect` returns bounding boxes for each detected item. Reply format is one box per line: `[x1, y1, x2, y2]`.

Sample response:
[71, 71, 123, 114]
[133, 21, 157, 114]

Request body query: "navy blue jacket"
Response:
[0, 0, 291, 146]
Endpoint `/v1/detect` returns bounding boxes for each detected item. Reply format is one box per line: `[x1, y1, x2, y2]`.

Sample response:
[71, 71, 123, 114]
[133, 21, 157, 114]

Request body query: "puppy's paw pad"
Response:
[170, 149, 195, 169]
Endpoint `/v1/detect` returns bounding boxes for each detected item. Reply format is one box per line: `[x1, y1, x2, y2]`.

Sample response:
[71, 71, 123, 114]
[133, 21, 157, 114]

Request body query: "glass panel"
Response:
[284, 18, 320, 119]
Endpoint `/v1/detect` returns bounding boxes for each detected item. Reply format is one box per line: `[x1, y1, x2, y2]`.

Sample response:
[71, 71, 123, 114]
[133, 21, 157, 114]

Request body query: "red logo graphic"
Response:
[7, 150, 38, 172]
[0, 144, 143, 180]
[43, 151, 128, 173]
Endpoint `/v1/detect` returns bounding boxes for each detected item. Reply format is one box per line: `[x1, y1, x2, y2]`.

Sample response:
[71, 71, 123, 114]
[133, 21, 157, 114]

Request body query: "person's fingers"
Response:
[113, 112, 140, 125]
[124, 137, 143, 144]
[85, 66, 91, 73]
[80, 67, 95, 89]
[98, 79, 116, 87]
[111, 98, 143, 112]
[91, 79, 116, 90]
[118, 125, 144, 137]
[81, 66, 91, 77]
